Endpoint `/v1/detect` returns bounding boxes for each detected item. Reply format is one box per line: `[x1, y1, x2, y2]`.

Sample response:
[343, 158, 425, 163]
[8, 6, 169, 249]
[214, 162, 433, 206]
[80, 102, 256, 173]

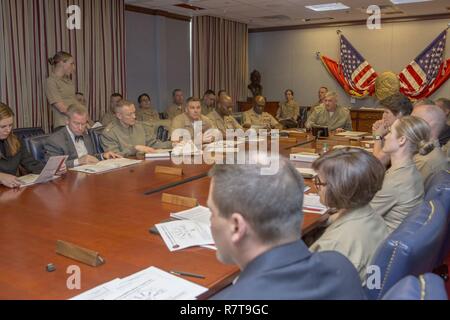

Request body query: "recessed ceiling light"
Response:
[305, 2, 350, 12]
[389, 0, 432, 4]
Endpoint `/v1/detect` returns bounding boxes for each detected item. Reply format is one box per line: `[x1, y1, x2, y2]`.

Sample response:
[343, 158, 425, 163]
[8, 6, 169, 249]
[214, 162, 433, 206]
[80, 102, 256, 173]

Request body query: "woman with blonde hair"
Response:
[370, 115, 431, 233]
[0, 103, 44, 188]
[45, 51, 79, 131]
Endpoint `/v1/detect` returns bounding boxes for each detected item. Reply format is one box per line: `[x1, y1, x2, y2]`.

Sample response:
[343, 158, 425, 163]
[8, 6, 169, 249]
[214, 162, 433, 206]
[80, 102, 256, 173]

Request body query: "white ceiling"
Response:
[125, 0, 450, 28]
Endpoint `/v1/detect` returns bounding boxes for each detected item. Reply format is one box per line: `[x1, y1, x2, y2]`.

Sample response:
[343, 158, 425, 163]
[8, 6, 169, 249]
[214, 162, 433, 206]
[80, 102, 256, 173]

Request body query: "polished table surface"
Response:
[0, 137, 327, 299]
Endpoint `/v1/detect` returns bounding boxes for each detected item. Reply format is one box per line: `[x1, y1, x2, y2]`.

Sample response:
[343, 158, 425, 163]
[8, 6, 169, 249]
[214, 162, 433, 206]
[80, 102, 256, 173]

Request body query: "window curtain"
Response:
[0, 0, 126, 132]
[192, 16, 248, 108]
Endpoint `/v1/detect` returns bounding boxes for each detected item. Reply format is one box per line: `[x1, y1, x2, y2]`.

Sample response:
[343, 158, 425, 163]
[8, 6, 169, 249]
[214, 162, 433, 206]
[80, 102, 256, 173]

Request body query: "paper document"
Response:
[156, 220, 214, 252]
[70, 158, 142, 174]
[290, 152, 320, 163]
[145, 149, 172, 159]
[71, 267, 207, 300]
[296, 168, 317, 179]
[70, 278, 121, 300]
[335, 131, 368, 137]
[170, 206, 212, 226]
[303, 194, 328, 215]
[18, 155, 67, 187]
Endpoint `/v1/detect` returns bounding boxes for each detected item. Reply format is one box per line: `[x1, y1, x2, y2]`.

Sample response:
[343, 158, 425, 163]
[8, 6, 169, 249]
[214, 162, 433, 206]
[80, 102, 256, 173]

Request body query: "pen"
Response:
[170, 270, 205, 279]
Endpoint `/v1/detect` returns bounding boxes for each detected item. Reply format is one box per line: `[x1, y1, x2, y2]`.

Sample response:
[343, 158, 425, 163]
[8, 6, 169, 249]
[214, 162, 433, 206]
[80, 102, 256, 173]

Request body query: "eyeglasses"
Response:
[314, 176, 327, 190]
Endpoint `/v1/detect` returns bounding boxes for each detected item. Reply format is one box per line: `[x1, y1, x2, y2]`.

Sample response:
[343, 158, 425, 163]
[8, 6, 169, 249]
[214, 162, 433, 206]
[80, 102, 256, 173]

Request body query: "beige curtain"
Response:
[192, 16, 248, 109]
[0, 0, 125, 132]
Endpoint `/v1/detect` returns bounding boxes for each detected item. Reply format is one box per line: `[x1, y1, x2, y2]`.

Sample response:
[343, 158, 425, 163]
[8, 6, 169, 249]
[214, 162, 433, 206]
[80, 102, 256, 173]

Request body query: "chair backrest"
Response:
[424, 170, 450, 266]
[156, 125, 169, 142]
[365, 200, 447, 300]
[88, 126, 105, 154]
[12, 127, 45, 152]
[27, 134, 50, 163]
[382, 273, 448, 300]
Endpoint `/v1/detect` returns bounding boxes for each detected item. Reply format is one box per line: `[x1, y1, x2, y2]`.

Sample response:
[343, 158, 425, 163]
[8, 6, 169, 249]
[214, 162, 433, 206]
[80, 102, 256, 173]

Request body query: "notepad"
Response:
[170, 206, 212, 226]
[290, 152, 320, 162]
[303, 194, 328, 215]
[145, 149, 172, 159]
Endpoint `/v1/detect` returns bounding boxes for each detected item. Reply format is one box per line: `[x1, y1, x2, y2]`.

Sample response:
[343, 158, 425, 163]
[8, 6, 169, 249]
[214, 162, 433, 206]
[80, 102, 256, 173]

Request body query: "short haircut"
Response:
[172, 89, 182, 97]
[412, 104, 447, 139]
[67, 104, 88, 118]
[203, 90, 216, 97]
[138, 93, 150, 104]
[115, 100, 134, 113]
[312, 148, 385, 210]
[208, 156, 304, 243]
[380, 93, 413, 117]
[436, 97, 450, 111]
[319, 86, 328, 91]
[325, 91, 337, 99]
[111, 93, 123, 99]
[186, 97, 201, 105]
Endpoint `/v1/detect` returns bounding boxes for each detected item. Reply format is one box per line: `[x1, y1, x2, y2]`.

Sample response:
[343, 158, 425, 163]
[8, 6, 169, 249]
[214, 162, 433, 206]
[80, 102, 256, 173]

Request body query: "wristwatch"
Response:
[373, 135, 383, 141]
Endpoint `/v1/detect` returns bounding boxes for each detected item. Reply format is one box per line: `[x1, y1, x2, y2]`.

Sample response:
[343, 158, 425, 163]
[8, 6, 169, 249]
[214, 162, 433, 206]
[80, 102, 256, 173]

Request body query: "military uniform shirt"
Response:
[306, 105, 353, 131]
[243, 109, 283, 130]
[207, 110, 243, 134]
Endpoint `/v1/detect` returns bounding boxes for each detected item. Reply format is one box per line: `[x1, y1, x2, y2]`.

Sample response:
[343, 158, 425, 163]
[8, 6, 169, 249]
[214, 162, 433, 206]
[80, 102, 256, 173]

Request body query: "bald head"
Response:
[218, 95, 233, 116]
[411, 104, 446, 140]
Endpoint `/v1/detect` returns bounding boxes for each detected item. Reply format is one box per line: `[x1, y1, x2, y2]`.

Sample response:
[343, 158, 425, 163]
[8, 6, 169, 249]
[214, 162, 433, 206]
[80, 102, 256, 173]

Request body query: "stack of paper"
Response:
[303, 194, 328, 215]
[18, 155, 67, 187]
[296, 168, 318, 179]
[70, 267, 207, 300]
[145, 149, 172, 159]
[70, 158, 142, 174]
[335, 131, 368, 137]
[290, 152, 320, 162]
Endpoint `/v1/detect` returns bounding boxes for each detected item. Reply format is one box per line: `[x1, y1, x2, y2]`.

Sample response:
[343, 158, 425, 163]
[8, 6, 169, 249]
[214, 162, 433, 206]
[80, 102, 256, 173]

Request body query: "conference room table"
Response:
[0, 135, 327, 300]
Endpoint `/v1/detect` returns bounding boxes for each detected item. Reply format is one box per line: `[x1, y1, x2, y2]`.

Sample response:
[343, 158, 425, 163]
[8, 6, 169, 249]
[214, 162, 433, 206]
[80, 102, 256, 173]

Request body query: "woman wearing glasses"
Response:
[309, 148, 389, 282]
[369, 116, 430, 233]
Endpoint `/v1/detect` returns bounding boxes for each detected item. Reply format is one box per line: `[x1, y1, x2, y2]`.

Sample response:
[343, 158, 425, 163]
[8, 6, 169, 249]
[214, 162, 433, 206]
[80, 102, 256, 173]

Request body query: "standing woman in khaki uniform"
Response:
[45, 51, 78, 131]
[370, 116, 430, 233]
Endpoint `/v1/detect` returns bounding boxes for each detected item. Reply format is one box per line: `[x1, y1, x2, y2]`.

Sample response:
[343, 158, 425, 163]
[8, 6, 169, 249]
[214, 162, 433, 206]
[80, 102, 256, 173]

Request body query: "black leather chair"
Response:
[12, 127, 45, 152]
[26, 134, 50, 163]
[88, 126, 105, 154]
[156, 126, 170, 142]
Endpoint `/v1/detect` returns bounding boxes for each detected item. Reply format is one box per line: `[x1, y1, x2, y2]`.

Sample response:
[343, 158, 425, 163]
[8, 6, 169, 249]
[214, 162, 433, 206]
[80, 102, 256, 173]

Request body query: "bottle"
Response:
[321, 143, 329, 155]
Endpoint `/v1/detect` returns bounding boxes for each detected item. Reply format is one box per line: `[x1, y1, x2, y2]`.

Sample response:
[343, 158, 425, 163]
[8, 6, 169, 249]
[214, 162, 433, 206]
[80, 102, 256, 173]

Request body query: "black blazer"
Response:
[0, 140, 44, 176]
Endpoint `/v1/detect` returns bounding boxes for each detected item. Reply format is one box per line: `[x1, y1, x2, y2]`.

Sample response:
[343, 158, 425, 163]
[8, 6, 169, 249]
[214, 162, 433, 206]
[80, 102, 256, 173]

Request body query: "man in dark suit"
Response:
[45, 104, 120, 168]
[207, 156, 365, 300]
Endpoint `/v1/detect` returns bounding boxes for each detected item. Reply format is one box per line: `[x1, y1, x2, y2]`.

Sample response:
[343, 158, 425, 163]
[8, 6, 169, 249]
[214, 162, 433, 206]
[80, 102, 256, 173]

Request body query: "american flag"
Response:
[340, 35, 377, 93]
[399, 30, 447, 96]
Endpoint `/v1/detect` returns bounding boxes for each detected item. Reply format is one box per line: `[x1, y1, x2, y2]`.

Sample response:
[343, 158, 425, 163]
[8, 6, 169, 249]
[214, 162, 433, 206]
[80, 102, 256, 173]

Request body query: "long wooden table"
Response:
[0, 138, 326, 300]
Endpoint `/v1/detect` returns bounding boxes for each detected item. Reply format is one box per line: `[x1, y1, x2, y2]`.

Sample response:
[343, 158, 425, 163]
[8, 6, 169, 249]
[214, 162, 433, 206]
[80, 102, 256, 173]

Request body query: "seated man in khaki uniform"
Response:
[242, 96, 283, 130]
[101, 100, 172, 157]
[166, 89, 185, 120]
[412, 104, 449, 185]
[201, 90, 216, 116]
[136, 93, 160, 122]
[100, 93, 123, 126]
[207, 94, 242, 136]
[171, 97, 216, 143]
[306, 91, 352, 132]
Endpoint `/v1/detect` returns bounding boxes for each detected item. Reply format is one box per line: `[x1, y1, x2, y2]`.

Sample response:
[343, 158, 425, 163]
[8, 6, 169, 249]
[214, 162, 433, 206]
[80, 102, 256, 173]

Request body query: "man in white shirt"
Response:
[45, 104, 120, 168]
